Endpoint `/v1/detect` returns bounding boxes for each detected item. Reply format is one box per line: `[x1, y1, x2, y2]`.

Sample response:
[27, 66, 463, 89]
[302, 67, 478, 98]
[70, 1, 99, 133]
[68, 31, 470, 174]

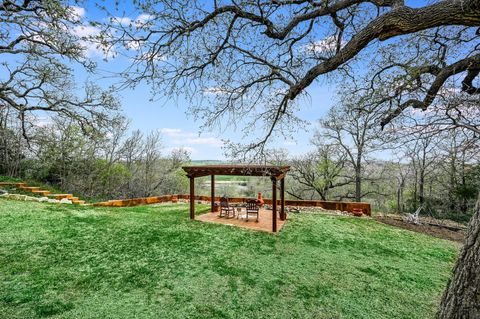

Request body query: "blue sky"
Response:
[68, 1, 338, 160]
[82, 62, 334, 160]
[116, 84, 334, 160]
[118, 78, 335, 160]
[70, 0, 428, 160]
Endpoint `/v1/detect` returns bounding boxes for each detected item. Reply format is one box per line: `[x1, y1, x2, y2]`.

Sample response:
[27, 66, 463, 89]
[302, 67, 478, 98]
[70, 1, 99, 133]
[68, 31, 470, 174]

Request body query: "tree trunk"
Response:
[438, 192, 480, 318]
[449, 152, 457, 211]
[397, 186, 402, 213]
[460, 159, 468, 214]
[355, 156, 362, 202]
[413, 167, 418, 210]
[397, 180, 405, 213]
[419, 169, 425, 205]
[355, 173, 361, 202]
[318, 190, 327, 201]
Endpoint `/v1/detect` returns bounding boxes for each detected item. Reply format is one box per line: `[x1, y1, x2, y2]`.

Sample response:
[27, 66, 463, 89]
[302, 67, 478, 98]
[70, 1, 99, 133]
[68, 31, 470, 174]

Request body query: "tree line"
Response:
[285, 99, 479, 223]
[0, 113, 189, 201]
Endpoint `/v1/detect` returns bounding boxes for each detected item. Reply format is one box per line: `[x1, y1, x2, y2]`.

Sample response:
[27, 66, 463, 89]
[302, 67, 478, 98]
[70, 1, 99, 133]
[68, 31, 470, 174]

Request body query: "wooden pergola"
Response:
[182, 165, 290, 232]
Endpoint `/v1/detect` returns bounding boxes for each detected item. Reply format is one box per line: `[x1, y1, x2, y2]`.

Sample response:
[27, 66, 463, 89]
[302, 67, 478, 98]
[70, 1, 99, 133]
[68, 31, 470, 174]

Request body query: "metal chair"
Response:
[219, 196, 235, 218]
[245, 199, 259, 222]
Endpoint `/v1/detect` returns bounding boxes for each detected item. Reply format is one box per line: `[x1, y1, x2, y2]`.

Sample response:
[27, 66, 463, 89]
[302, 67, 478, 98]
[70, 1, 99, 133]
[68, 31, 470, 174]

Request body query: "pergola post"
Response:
[272, 177, 277, 232]
[280, 177, 285, 221]
[182, 165, 291, 232]
[189, 176, 195, 219]
[211, 175, 215, 212]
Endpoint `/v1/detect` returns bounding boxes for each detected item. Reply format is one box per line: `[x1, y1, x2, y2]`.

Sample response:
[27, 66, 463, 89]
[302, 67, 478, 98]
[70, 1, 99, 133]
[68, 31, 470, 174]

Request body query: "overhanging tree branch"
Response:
[380, 53, 480, 128]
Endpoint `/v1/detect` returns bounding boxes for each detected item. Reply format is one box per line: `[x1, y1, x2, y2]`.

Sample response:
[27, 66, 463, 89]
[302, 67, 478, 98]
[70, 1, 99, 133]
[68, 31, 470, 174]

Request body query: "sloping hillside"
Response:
[0, 199, 459, 318]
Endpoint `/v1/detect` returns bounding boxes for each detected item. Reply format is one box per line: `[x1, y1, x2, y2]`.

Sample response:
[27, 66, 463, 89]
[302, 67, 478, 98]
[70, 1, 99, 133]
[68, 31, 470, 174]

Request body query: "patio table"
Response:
[232, 203, 248, 219]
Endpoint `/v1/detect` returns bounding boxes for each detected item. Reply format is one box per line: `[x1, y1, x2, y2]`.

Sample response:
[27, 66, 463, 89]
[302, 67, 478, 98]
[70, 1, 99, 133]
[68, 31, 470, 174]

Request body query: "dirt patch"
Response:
[374, 215, 466, 242]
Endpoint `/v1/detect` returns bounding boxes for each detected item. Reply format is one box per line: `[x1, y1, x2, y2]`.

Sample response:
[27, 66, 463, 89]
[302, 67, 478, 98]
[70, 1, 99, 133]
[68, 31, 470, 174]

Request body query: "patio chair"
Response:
[219, 196, 235, 218]
[245, 199, 259, 222]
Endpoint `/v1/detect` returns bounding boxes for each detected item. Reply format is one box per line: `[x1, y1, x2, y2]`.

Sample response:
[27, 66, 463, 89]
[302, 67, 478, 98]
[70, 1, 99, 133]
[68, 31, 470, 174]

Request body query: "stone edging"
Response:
[94, 194, 372, 216]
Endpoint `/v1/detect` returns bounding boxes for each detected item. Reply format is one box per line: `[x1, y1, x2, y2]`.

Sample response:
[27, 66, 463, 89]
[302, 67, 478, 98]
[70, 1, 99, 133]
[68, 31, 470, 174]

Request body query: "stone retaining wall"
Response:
[93, 195, 176, 207]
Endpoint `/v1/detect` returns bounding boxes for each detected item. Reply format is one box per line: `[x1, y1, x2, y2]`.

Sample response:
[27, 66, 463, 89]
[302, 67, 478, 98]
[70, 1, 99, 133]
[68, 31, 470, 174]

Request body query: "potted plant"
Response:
[352, 208, 363, 217]
[213, 202, 220, 212]
[257, 192, 264, 207]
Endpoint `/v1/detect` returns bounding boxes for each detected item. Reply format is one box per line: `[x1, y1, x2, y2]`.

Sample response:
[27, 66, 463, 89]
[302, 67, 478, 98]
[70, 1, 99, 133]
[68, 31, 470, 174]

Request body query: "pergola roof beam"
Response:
[182, 165, 290, 178]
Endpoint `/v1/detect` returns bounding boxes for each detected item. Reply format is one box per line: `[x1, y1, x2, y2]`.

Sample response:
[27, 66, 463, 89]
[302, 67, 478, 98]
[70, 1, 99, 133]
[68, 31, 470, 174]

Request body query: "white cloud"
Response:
[110, 16, 132, 26]
[69, 6, 85, 21]
[304, 36, 344, 54]
[135, 51, 166, 61]
[70, 25, 115, 58]
[161, 128, 183, 136]
[72, 25, 100, 37]
[165, 146, 197, 155]
[110, 14, 154, 27]
[136, 14, 153, 24]
[161, 128, 224, 147]
[202, 87, 231, 95]
[125, 39, 143, 50]
[84, 42, 115, 58]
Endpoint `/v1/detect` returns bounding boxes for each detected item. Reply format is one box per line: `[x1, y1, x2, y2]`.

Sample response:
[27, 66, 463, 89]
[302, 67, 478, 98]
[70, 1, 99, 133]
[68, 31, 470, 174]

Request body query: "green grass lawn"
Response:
[0, 199, 459, 319]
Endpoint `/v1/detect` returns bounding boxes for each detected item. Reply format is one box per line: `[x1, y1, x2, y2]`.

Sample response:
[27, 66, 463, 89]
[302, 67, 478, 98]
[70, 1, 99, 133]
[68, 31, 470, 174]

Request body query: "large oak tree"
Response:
[109, 1, 480, 317]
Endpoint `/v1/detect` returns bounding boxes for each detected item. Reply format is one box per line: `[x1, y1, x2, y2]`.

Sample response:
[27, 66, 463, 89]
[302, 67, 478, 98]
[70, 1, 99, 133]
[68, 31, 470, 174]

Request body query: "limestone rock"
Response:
[13, 194, 27, 201]
[60, 198, 72, 204]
